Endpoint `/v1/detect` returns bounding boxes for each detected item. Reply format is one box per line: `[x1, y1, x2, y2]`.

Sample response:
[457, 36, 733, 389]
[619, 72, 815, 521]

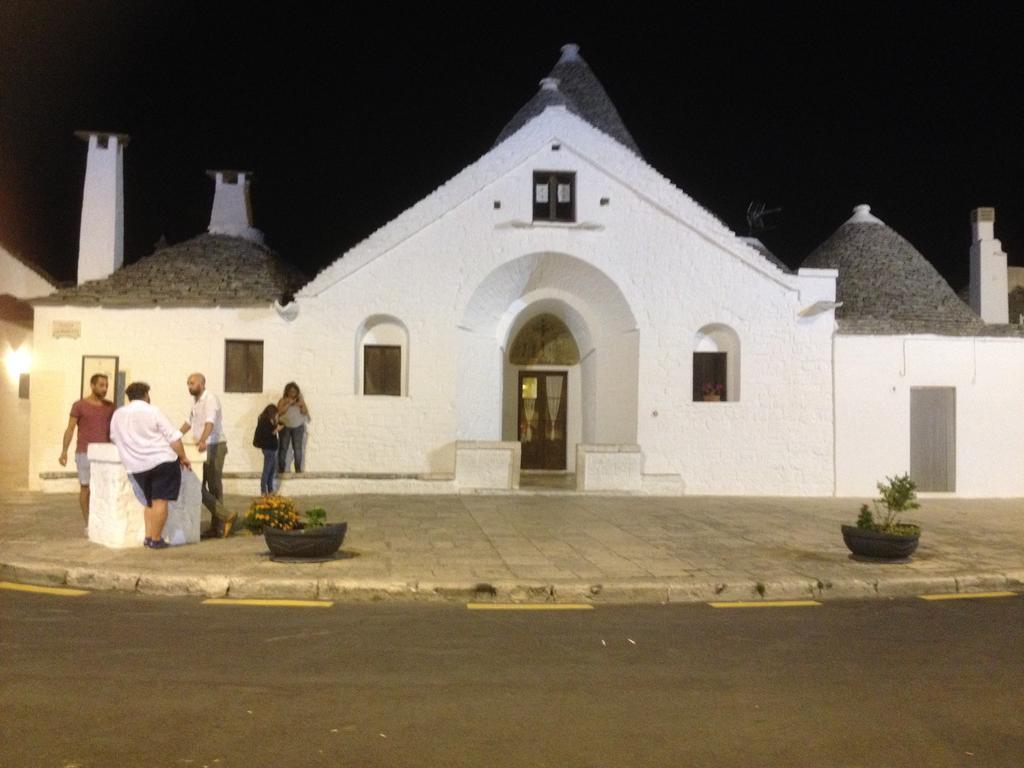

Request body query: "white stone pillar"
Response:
[87, 443, 202, 548]
[969, 207, 1009, 324]
[75, 132, 128, 285]
[206, 170, 263, 242]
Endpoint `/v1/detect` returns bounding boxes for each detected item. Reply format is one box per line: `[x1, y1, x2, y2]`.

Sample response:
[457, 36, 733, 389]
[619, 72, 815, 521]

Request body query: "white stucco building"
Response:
[20, 45, 1024, 497]
[1, 244, 57, 488]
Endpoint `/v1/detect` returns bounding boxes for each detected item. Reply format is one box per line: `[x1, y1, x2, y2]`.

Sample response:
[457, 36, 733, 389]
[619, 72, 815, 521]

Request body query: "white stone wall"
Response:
[29, 305, 299, 490]
[1, 248, 55, 299]
[293, 112, 836, 495]
[1, 319, 33, 488]
[835, 334, 1024, 497]
[1, 249, 53, 488]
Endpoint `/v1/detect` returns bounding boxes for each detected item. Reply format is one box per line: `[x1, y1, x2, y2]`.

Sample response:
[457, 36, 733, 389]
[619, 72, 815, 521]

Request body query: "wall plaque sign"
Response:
[52, 320, 81, 339]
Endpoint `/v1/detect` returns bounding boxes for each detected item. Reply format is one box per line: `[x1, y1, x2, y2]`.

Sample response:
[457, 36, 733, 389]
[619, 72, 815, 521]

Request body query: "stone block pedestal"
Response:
[87, 443, 202, 548]
[576, 444, 643, 492]
[455, 441, 521, 490]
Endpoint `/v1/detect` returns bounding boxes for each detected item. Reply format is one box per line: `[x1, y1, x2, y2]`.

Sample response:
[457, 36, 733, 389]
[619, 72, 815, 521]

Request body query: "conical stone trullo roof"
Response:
[33, 234, 307, 308]
[802, 204, 990, 336]
[495, 44, 641, 156]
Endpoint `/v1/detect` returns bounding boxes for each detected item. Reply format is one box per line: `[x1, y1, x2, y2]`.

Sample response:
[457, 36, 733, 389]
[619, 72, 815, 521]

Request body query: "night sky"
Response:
[2, 2, 1022, 290]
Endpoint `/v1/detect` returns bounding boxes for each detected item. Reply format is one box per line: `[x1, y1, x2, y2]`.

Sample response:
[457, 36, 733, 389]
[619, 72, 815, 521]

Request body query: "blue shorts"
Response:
[129, 460, 182, 506]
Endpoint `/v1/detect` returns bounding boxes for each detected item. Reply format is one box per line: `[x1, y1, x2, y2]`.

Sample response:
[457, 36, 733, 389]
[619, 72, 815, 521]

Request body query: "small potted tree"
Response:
[244, 495, 347, 560]
[841, 473, 921, 560]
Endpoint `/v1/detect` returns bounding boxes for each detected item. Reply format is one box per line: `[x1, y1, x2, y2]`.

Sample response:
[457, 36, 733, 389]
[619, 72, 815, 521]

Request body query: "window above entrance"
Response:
[509, 314, 580, 365]
[533, 171, 576, 222]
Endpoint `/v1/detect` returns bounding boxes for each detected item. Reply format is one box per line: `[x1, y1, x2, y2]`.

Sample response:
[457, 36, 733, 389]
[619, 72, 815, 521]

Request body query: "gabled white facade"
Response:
[292, 108, 840, 493]
[31, 84, 1024, 501]
[27, 106, 841, 495]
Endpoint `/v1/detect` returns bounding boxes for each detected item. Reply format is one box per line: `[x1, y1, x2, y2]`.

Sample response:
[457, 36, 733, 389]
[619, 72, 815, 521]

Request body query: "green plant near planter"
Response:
[856, 473, 921, 536]
[304, 507, 327, 528]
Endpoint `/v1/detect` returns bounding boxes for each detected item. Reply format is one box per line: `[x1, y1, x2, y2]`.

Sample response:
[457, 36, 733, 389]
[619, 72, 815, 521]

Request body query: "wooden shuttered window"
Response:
[533, 171, 575, 222]
[364, 345, 402, 396]
[225, 340, 264, 393]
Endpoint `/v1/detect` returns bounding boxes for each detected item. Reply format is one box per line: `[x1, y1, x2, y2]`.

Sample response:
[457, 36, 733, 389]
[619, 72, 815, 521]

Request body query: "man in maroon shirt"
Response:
[59, 373, 116, 527]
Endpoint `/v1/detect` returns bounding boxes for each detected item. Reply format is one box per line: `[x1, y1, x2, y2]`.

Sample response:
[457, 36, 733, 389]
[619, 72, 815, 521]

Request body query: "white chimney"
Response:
[969, 207, 1009, 324]
[206, 170, 263, 243]
[75, 131, 128, 285]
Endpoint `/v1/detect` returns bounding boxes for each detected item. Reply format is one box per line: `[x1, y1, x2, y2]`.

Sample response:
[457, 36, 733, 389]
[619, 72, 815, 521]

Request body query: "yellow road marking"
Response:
[0, 581, 90, 597]
[203, 598, 333, 608]
[709, 600, 821, 608]
[919, 591, 1016, 601]
[467, 603, 595, 611]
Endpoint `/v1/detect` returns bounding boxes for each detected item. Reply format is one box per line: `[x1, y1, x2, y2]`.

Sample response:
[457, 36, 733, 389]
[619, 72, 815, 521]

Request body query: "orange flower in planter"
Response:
[244, 494, 300, 533]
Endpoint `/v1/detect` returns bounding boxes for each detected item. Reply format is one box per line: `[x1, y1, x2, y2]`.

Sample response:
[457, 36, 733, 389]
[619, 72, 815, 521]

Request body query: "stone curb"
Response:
[3, 558, 1022, 604]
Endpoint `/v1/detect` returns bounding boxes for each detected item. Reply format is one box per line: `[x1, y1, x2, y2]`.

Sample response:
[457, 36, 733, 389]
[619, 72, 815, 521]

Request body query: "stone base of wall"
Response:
[225, 475, 457, 497]
[641, 473, 686, 496]
[454, 441, 521, 491]
[86, 443, 202, 548]
[576, 444, 643, 492]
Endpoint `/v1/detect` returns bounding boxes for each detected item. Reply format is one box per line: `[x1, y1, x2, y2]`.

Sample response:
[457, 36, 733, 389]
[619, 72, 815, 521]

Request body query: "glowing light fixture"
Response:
[4, 344, 32, 381]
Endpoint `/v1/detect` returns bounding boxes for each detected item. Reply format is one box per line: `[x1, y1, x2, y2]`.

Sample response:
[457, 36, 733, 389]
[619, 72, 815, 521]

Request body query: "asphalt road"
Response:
[1, 590, 1022, 768]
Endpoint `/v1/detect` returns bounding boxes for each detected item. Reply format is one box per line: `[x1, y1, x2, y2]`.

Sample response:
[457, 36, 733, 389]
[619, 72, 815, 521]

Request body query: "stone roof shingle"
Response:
[802, 205, 1023, 337]
[33, 234, 307, 308]
[495, 44, 641, 156]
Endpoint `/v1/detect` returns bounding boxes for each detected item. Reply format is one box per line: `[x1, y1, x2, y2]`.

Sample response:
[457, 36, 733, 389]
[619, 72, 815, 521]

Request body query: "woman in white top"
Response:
[276, 381, 310, 473]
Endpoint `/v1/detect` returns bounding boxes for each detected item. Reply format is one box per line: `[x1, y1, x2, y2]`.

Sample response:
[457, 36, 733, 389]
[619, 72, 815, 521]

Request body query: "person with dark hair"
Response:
[59, 372, 115, 530]
[252, 404, 283, 494]
[180, 372, 232, 538]
[276, 382, 310, 473]
[109, 382, 192, 549]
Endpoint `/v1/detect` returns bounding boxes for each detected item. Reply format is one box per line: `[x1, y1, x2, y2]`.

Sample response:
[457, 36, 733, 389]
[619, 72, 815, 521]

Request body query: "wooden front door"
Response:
[518, 371, 568, 470]
[910, 387, 956, 492]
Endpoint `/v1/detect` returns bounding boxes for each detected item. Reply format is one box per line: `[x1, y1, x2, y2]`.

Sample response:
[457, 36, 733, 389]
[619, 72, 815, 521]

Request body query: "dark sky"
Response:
[2, 1, 1022, 289]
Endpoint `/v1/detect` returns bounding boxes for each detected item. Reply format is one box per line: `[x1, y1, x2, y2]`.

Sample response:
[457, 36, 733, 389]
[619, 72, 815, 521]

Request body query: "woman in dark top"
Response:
[253, 404, 283, 494]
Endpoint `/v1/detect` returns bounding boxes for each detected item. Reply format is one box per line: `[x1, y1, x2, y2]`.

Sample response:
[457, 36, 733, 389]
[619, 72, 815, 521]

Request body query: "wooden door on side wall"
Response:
[910, 387, 956, 492]
[518, 371, 568, 470]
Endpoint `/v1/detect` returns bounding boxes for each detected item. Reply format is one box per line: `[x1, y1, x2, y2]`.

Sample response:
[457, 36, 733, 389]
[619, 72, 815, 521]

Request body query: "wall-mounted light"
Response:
[4, 344, 31, 383]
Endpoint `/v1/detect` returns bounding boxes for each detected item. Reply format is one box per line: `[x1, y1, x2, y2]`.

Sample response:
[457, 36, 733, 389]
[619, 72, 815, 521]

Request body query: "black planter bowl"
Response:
[841, 524, 920, 560]
[264, 522, 347, 560]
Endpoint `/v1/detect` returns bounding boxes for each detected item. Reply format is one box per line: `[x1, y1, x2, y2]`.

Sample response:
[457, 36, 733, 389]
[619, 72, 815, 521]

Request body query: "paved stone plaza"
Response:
[1, 490, 1021, 602]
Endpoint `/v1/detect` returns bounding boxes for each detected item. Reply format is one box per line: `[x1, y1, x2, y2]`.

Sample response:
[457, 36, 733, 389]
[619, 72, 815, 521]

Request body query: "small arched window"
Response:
[357, 316, 408, 396]
[693, 324, 740, 402]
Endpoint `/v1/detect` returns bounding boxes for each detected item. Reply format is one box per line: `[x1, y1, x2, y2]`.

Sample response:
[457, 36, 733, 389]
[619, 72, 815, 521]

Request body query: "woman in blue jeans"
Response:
[276, 382, 310, 473]
[252, 404, 282, 494]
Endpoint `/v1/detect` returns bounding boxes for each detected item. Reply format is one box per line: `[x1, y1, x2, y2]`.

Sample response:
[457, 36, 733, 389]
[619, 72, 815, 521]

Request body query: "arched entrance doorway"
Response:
[457, 252, 639, 471]
[509, 313, 580, 470]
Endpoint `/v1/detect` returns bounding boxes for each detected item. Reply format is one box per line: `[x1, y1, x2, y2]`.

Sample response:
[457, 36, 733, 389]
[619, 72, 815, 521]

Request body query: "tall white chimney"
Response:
[206, 170, 263, 243]
[969, 207, 1009, 324]
[75, 131, 128, 285]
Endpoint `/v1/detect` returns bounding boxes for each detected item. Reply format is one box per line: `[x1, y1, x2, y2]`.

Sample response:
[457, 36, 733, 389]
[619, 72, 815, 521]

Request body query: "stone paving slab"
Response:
[0, 490, 1021, 603]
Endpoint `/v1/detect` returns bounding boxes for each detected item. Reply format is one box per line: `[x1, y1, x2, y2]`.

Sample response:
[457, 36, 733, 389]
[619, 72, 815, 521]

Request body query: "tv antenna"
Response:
[746, 201, 782, 236]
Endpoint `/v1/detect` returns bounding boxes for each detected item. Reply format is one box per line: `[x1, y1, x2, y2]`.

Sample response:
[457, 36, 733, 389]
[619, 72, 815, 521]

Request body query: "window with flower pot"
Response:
[693, 324, 740, 402]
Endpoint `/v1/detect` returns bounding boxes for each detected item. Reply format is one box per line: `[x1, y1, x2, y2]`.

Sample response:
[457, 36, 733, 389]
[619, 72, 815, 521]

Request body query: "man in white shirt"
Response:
[180, 372, 232, 537]
[110, 381, 192, 549]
